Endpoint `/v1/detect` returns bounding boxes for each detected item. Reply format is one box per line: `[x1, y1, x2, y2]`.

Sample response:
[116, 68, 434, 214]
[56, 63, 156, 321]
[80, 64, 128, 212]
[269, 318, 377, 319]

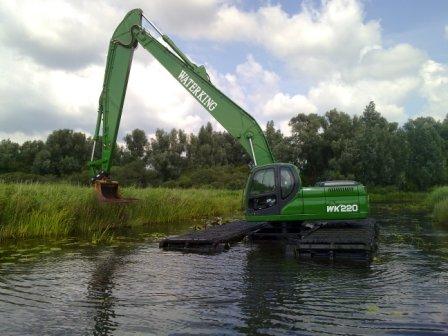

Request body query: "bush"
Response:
[164, 165, 249, 190]
[111, 160, 161, 187]
[62, 170, 90, 186]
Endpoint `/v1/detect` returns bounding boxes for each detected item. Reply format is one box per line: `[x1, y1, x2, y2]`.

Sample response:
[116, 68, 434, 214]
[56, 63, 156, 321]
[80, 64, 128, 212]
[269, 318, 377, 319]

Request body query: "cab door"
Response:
[246, 167, 279, 216]
[246, 165, 299, 217]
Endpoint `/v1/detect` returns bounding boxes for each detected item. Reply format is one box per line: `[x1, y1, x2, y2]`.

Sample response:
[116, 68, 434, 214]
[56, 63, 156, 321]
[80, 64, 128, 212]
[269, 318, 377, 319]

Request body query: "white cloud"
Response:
[259, 76, 411, 124]
[123, 52, 205, 132]
[0, 131, 47, 144]
[420, 60, 448, 120]
[172, 0, 381, 79]
[308, 77, 417, 122]
[263, 93, 317, 118]
[0, 0, 119, 69]
[0, 0, 231, 142]
[209, 54, 279, 111]
[1, 0, 448, 144]
[348, 44, 426, 81]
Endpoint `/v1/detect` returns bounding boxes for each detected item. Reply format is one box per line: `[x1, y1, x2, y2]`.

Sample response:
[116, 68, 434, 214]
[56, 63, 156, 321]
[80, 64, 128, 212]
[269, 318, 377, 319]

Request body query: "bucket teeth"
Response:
[93, 180, 137, 203]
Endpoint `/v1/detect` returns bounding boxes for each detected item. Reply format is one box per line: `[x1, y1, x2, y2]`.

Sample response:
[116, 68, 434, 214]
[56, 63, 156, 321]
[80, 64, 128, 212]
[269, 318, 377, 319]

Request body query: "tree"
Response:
[147, 128, 187, 181]
[404, 117, 446, 190]
[353, 101, 407, 186]
[187, 122, 248, 167]
[45, 129, 90, 175]
[124, 129, 149, 160]
[322, 109, 357, 180]
[32, 149, 52, 175]
[265, 121, 295, 164]
[18, 140, 45, 173]
[0, 139, 20, 173]
[188, 122, 226, 166]
[289, 113, 327, 183]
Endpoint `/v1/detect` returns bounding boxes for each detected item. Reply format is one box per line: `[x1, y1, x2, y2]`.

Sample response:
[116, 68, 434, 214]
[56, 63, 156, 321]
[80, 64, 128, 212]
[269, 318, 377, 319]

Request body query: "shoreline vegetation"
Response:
[0, 183, 242, 242]
[0, 183, 445, 242]
[2, 102, 448, 193]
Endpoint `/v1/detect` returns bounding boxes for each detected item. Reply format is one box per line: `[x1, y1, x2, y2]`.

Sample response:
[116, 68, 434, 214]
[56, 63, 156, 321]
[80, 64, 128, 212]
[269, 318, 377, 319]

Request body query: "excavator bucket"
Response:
[93, 180, 137, 203]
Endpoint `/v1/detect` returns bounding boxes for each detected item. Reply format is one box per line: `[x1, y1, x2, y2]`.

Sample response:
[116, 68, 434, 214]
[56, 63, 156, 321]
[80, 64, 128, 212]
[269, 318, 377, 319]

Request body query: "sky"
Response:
[1, 0, 448, 143]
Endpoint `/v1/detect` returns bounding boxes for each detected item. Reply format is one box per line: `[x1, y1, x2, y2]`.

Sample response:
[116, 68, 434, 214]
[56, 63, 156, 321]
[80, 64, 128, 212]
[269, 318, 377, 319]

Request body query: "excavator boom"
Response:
[89, 8, 274, 187]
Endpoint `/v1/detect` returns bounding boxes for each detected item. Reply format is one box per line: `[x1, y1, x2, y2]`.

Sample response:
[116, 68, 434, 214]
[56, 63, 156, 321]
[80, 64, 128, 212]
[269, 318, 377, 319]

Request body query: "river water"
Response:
[0, 206, 447, 335]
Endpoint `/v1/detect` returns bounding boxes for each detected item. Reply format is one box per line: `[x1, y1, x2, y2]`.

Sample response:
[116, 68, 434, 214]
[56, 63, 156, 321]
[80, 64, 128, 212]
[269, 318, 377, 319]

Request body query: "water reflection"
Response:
[238, 244, 375, 335]
[87, 247, 131, 336]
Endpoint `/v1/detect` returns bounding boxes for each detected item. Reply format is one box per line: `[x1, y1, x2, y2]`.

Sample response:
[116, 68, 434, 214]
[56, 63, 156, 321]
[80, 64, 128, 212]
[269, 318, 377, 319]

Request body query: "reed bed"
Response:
[427, 186, 448, 225]
[368, 187, 426, 204]
[0, 183, 242, 240]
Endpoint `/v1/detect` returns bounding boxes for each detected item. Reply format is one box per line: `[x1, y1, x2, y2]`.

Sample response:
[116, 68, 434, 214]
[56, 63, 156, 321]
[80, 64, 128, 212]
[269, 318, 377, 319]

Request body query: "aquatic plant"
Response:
[426, 186, 448, 206]
[0, 183, 242, 240]
[431, 199, 448, 225]
[427, 186, 448, 226]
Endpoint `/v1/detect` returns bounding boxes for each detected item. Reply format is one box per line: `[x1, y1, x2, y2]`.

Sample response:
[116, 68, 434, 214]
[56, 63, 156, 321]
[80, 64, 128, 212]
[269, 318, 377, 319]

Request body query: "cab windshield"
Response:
[249, 168, 275, 196]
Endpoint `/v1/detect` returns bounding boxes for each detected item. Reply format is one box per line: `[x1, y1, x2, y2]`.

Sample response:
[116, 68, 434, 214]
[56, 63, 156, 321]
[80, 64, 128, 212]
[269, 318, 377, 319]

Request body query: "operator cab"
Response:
[245, 163, 300, 216]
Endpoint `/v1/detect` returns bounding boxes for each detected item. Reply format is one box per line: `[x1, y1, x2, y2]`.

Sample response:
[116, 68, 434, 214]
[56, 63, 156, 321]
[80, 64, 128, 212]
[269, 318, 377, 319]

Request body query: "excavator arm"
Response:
[89, 8, 274, 182]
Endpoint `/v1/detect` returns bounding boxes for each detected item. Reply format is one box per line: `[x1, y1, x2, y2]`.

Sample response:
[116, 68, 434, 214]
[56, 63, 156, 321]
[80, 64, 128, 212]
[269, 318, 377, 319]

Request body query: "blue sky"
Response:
[1, 0, 447, 143]
[365, 0, 448, 57]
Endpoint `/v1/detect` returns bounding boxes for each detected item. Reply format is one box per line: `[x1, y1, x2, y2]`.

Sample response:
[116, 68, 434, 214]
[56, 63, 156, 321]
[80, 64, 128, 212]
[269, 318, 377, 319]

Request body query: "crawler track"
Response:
[289, 218, 378, 259]
[159, 218, 378, 259]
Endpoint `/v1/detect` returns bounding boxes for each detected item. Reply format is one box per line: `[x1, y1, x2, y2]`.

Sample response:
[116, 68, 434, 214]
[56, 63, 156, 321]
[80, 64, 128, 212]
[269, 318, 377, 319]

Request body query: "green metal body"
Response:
[89, 9, 369, 222]
[244, 165, 369, 222]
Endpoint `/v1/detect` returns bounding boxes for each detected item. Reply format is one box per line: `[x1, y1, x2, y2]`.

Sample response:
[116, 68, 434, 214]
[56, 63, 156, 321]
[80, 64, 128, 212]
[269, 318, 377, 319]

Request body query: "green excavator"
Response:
[88, 9, 369, 223]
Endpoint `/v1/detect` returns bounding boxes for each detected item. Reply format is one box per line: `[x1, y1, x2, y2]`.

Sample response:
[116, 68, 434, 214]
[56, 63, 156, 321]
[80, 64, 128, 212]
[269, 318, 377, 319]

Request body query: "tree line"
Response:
[1, 102, 447, 190]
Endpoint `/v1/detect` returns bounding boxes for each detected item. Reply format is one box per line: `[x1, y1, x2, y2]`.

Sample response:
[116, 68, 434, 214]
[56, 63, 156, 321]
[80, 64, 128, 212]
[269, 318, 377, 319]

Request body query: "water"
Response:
[1, 206, 447, 335]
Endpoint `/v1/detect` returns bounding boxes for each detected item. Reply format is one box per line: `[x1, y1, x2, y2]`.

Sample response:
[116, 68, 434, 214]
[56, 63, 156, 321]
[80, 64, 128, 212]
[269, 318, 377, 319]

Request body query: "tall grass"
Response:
[427, 186, 448, 225]
[368, 186, 426, 204]
[426, 186, 448, 206]
[0, 183, 242, 240]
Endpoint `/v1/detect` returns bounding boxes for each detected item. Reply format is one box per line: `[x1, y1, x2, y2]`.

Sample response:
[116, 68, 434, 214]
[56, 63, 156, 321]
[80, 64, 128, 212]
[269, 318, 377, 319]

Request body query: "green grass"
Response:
[0, 183, 243, 241]
[426, 186, 448, 226]
[426, 186, 448, 207]
[368, 187, 426, 204]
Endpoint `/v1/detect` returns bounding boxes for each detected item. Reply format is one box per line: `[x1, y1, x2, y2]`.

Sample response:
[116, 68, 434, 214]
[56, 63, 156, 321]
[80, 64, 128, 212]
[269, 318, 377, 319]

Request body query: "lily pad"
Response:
[366, 304, 380, 314]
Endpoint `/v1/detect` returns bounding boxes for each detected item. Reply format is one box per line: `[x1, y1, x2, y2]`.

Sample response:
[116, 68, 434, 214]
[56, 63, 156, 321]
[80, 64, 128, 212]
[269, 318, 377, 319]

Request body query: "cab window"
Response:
[280, 167, 294, 198]
[249, 168, 275, 196]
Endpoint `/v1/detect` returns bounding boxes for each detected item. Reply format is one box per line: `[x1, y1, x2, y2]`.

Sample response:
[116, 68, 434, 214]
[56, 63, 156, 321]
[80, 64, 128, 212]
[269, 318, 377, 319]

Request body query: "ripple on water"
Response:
[0, 215, 447, 335]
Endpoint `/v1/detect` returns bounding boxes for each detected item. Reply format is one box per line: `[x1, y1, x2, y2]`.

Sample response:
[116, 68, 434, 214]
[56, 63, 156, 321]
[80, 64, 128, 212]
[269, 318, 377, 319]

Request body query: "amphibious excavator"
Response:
[88, 9, 369, 223]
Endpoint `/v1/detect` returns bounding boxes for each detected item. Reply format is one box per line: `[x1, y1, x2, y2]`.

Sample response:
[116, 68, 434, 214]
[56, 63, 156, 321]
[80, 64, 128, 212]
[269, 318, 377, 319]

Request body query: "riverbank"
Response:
[0, 183, 242, 241]
[0, 183, 437, 242]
